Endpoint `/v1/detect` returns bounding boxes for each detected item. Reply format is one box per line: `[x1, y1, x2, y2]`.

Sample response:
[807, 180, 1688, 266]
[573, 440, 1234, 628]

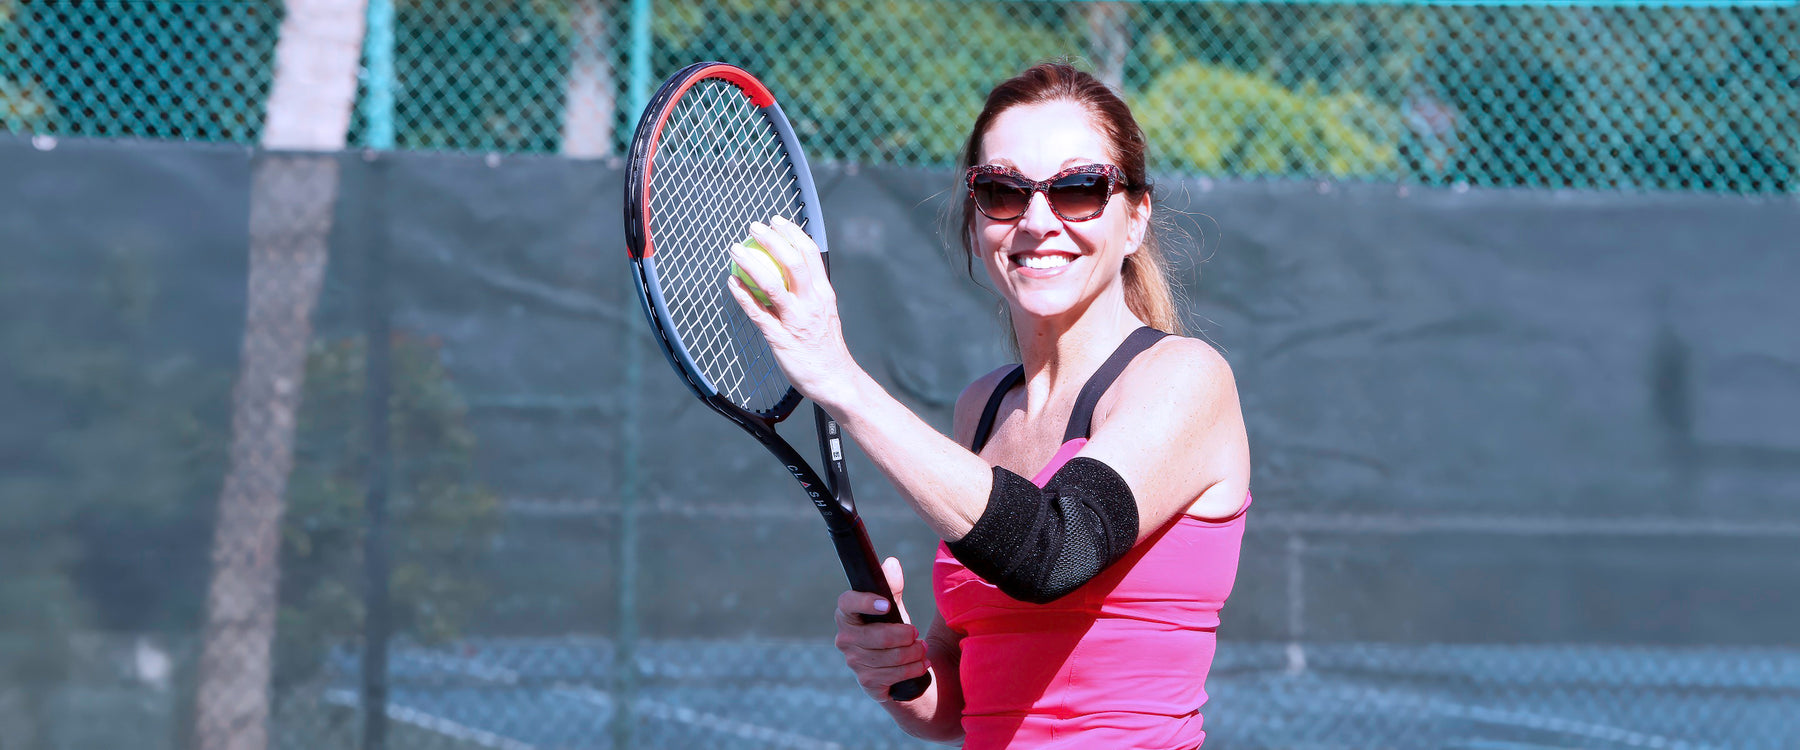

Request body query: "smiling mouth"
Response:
[1011, 252, 1077, 270]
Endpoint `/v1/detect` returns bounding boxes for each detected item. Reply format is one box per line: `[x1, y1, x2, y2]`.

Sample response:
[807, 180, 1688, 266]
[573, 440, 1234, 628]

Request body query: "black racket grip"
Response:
[829, 519, 933, 702]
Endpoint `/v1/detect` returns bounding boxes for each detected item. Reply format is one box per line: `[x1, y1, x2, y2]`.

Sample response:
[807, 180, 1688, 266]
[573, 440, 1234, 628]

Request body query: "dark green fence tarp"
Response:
[3, 135, 1798, 748]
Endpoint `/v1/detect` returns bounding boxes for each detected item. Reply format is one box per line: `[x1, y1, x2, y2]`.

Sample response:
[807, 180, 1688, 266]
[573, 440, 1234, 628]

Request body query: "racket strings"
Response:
[648, 78, 808, 416]
[664, 86, 792, 411]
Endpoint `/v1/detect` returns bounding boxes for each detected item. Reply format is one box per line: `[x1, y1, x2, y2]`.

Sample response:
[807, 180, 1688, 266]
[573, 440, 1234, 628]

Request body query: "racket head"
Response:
[625, 62, 826, 424]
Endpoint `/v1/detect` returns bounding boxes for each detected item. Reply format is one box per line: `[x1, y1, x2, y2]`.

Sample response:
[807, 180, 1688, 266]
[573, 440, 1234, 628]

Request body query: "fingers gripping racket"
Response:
[624, 62, 930, 703]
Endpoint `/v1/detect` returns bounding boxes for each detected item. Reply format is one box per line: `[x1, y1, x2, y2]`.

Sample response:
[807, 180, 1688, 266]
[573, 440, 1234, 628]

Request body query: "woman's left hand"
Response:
[726, 215, 859, 406]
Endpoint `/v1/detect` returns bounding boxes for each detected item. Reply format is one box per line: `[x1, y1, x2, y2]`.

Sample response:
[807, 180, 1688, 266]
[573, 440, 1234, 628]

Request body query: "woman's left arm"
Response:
[1076, 338, 1251, 535]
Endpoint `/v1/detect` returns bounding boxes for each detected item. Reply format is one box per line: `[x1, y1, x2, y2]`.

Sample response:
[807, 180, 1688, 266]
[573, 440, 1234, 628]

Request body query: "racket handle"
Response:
[829, 519, 933, 702]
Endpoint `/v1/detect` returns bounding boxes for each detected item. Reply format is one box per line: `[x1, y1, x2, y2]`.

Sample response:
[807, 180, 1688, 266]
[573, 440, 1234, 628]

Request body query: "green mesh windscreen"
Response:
[2, 1, 1794, 189]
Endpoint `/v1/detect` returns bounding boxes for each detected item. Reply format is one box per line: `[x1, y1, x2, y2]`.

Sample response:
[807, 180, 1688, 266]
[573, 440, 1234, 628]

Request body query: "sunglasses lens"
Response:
[1047, 173, 1111, 220]
[972, 175, 1031, 219]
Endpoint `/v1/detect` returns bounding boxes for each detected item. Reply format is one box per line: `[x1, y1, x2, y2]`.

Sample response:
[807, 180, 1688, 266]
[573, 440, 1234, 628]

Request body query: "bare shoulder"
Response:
[951, 364, 1019, 450]
[1090, 335, 1240, 439]
[1094, 335, 1251, 523]
[1124, 335, 1237, 403]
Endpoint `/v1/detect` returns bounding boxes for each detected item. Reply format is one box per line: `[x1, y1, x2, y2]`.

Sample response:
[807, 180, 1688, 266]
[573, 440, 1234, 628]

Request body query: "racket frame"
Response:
[623, 61, 929, 702]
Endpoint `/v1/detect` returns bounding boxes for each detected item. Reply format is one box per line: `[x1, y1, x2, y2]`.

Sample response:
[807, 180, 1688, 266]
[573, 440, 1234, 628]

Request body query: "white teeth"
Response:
[1018, 254, 1073, 270]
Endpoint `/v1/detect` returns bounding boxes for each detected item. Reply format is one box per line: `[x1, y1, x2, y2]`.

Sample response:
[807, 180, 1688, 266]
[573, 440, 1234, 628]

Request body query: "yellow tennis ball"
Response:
[729, 236, 790, 308]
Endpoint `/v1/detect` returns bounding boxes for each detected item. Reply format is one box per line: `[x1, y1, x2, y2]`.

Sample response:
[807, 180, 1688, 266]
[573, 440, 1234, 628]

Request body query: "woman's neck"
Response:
[1010, 286, 1144, 411]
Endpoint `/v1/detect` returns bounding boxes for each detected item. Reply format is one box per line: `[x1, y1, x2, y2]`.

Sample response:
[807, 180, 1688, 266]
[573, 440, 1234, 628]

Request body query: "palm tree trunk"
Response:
[1085, 2, 1130, 92]
[192, 2, 367, 750]
[560, 0, 616, 158]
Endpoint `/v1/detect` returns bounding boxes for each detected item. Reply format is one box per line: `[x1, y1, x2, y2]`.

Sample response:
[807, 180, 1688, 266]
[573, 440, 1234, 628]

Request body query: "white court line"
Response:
[1306, 681, 1721, 750]
[1435, 699, 1714, 750]
[366, 643, 841, 749]
[409, 649, 522, 684]
[323, 688, 537, 750]
[559, 685, 843, 750]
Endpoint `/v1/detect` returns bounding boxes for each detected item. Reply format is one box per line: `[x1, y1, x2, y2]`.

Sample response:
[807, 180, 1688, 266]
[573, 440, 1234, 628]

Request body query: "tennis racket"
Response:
[623, 61, 930, 703]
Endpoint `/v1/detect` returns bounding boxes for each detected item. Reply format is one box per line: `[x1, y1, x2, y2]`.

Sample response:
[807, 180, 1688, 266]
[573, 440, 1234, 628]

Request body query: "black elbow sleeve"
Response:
[946, 457, 1140, 604]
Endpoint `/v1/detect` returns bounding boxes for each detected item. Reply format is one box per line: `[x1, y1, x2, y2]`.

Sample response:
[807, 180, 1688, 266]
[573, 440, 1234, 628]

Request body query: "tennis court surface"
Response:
[283, 638, 1800, 749]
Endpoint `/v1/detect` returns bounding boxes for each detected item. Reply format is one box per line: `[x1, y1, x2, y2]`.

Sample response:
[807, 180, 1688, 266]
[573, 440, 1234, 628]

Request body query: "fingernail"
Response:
[772, 215, 790, 226]
[873, 599, 890, 614]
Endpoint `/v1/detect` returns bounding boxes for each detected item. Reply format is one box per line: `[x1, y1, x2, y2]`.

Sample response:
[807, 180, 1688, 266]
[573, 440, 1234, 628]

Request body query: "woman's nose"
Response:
[1017, 190, 1061, 236]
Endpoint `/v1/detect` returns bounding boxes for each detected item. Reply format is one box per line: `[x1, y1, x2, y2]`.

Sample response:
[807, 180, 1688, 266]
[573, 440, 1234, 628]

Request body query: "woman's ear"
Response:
[1125, 194, 1152, 256]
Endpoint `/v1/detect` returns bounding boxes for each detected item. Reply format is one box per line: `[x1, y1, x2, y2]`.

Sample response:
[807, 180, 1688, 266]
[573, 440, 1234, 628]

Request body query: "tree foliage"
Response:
[3, 0, 1790, 189]
[1138, 62, 1397, 178]
[0, 0, 53, 131]
[649, 0, 1067, 164]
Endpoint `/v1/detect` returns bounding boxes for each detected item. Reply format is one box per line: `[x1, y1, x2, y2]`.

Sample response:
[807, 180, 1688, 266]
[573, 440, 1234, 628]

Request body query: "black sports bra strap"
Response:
[1063, 326, 1169, 443]
[970, 365, 1025, 454]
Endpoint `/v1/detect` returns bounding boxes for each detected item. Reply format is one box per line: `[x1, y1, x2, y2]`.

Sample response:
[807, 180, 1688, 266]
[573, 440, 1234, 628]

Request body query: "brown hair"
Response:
[957, 61, 1183, 336]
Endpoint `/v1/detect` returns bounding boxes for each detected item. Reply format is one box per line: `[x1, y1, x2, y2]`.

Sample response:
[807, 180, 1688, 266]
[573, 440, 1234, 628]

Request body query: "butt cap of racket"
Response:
[890, 672, 930, 702]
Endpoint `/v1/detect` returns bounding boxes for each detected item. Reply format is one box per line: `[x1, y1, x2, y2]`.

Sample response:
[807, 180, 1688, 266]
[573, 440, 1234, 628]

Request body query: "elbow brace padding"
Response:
[946, 457, 1140, 604]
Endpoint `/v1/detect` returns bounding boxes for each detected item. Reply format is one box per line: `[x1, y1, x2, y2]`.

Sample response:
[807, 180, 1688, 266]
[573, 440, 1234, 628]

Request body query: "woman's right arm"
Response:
[834, 570, 965, 743]
[830, 368, 1004, 741]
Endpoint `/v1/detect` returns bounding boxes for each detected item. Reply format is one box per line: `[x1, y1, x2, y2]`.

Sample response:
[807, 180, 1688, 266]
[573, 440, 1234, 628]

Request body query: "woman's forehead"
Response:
[979, 100, 1112, 175]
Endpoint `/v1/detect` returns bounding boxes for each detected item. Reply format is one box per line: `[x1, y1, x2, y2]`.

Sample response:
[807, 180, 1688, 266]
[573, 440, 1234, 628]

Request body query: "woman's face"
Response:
[974, 99, 1147, 326]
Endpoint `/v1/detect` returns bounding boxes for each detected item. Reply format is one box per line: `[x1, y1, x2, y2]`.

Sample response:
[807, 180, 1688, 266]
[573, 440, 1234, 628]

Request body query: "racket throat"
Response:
[753, 427, 857, 525]
[813, 404, 855, 510]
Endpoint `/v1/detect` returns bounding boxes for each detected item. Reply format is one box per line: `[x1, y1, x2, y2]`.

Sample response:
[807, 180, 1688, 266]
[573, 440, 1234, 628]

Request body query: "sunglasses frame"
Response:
[965, 163, 1129, 223]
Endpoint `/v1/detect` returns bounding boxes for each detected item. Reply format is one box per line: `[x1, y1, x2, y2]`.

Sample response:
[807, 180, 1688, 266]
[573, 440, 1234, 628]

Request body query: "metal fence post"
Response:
[616, 5, 655, 747]
[358, 2, 396, 748]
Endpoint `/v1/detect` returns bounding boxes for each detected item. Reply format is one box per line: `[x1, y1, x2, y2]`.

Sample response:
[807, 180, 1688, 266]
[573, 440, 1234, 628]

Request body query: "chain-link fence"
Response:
[3, 2, 1799, 750]
[8, 139, 1799, 749]
[3, 1, 1795, 190]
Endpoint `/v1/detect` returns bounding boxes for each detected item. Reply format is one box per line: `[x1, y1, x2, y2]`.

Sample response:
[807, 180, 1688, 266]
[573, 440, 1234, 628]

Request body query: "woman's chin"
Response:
[1008, 292, 1084, 323]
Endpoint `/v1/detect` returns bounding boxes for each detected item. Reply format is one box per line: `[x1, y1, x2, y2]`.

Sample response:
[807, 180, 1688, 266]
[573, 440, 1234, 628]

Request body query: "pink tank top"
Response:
[935, 328, 1249, 749]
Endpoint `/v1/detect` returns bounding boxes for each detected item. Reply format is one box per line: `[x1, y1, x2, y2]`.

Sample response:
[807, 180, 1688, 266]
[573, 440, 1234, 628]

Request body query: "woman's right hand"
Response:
[834, 557, 931, 702]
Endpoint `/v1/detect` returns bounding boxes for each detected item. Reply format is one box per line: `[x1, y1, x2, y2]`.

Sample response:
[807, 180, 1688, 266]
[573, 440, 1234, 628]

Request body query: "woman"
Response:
[726, 62, 1251, 749]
